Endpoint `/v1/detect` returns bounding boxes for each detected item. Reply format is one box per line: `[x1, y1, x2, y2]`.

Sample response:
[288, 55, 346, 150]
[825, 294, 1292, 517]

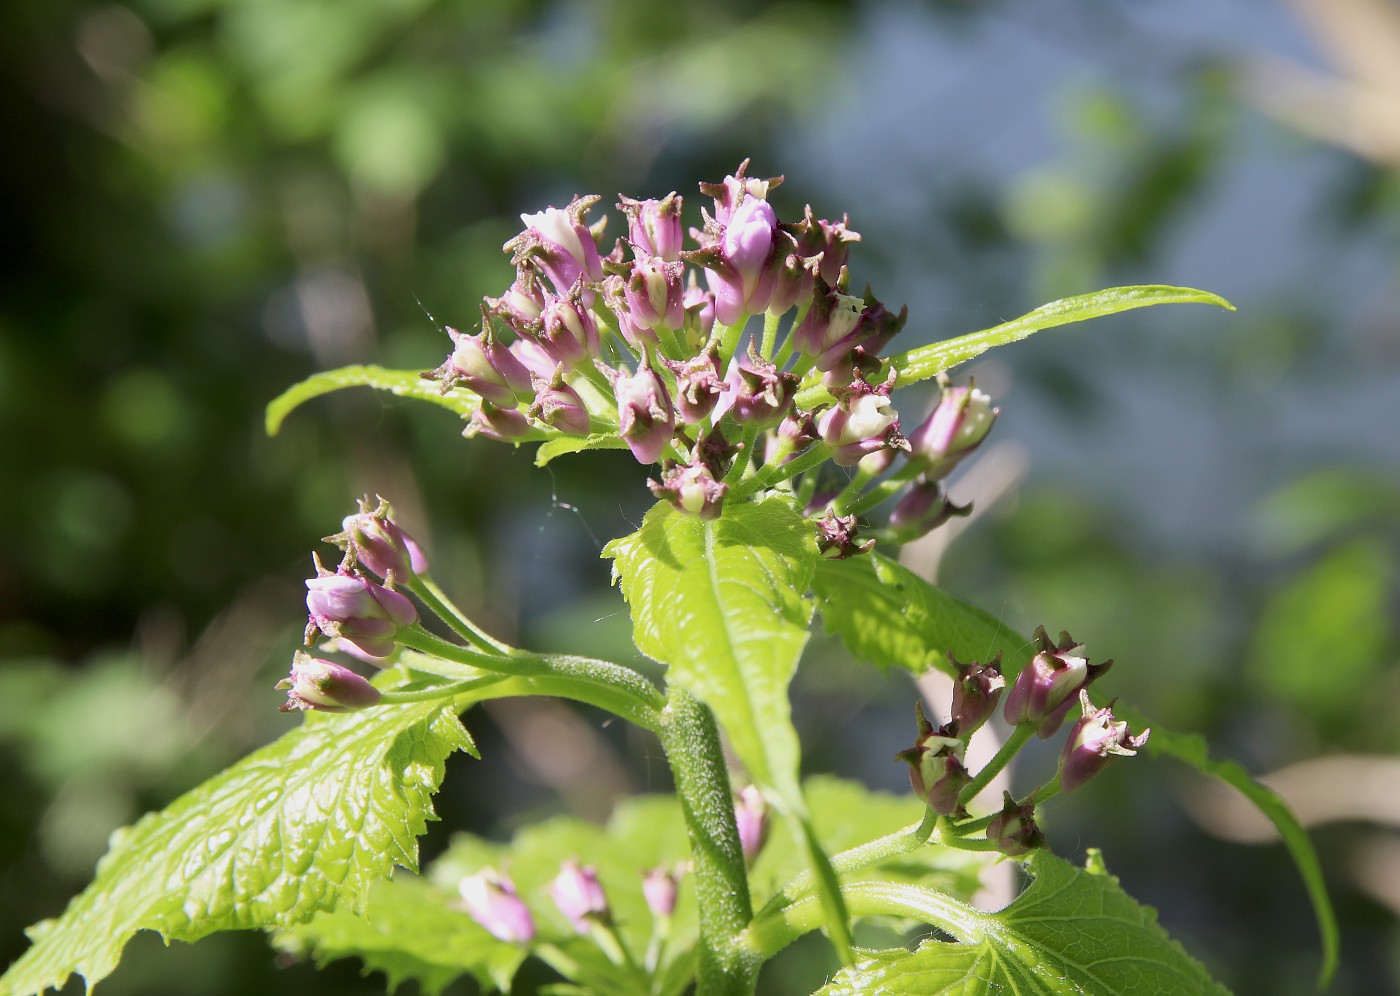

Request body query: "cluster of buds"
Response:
[457, 861, 683, 947]
[897, 633, 1147, 855]
[277, 498, 428, 713]
[422, 162, 1000, 554]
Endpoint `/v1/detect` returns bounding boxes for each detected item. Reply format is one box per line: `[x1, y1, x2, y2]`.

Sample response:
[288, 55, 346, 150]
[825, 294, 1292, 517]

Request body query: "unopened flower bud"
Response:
[887, 480, 971, 540]
[895, 702, 970, 816]
[533, 288, 601, 369]
[466, 400, 534, 443]
[769, 408, 820, 464]
[985, 791, 1045, 857]
[305, 556, 418, 659]
[486, 271, 547, 327]
[817, 379, 906, 467]
[529, 368, 590, 436]
[949, 653, 1005, 735]
[907, 384, 998, 481]
[1002, 627, 1113, 738]
[734, 785, 769, 865]
[618, 192, 685, 261]
[507, 195, 605, 295]
[815, 508, 875, 559]
[791, 281, 867, 370]
[649, 459, 728, 520]
[609, 361, 676, 464]
[330, 496, 428, 580]
[460, 869, 535, 943]
[642, 866, 680, 919]
[790, 205, 860, 286]
[681, 277, 716, 345]
[440, 322, 535, 407]
[622, 255, 686, 333]
[662, 344, 727, 425]
[277, 651, 381, 713]
[1059, 691, 1149, 792]
[713, 345, 797, 428]
[551, 860, 609, 933]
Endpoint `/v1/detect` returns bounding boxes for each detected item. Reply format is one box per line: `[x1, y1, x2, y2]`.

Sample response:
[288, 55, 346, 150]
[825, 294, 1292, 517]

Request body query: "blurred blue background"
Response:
[2, 0, 1398, 992]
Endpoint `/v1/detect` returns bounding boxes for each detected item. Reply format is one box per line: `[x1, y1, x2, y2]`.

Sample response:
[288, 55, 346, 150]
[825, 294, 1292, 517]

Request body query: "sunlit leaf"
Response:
[0, 689, 474, 996]
[265, 365, 479, 436]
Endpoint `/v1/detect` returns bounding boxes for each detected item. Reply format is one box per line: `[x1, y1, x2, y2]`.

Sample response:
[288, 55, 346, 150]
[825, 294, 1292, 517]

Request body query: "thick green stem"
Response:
[731, 443, 831, 501]
[659, 686, 758, 996]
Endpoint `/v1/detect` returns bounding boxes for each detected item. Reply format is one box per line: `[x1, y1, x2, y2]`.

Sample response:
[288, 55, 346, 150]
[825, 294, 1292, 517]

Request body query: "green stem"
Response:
[759, 310, 781, 360]
[957, 724, 1034, 810]
[396, 627, 664, 730]
[376, 675, 508, 704]
[731, 443, 831, 501]
[755, 808, 937, 921]
[723, 426, 760, 486]
[407, 576, 514, 655]
[839, 462, 921, 517]
[659, 686, 758, 996]
[717, 319, 743, 368]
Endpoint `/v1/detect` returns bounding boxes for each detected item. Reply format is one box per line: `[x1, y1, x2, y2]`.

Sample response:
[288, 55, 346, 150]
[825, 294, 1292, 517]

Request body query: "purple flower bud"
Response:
[662, 345, 727, 425]
[1002, 627, 1114, 738]
[734, 785, 769, 865]
[906, 384, 998, 481]
[769, 408, 819, 464]
[305, 557, 418, 659]
[622, 255, 687, 333]
[895, 702, 971, 816]
[817, 379, 907, 467]
[277, 651, 381, 713]
[460, 869, 535, 944]
[642, 866, 679, 919]
[948, 653, 1005, 735]
[529, 368, 590, 436]
[551, 860, 609, 933]
[1059, 691, 1150, 793]
[791, 281, 867, 370]
[510, 336, 559, 381]
[532, 288, 601, 369]
[887, 480, 971, 540]
[815, 508, 876, 560]
[609, 361, 676, 464]
[619, 192, 685, 261]
[712, 345, 797, 428]
[441, 320, 534, 406]
[699, 195, 780, 326]
[789, 205, 861, 287]
[765, 242, 819, 317]
[985, 791, 1045, 857]
[507, 195, 605, 296]
[330, 496, 428, 581]
[466, 400, 534, 443]
[699, 161, 782, 226]
[486, 271, 547, 327]
[648, 459, 728, 520]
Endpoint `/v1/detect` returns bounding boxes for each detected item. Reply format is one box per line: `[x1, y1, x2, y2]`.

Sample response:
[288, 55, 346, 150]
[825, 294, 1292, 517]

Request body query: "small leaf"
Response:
[794, 285, 1233, 409]
[1146, 725, 1338, 989]
[0, 693, 473, 996]
[603, 497, 817, 800]
[265, 365, 479, 436]
[812, 851, 1230, 995]
[812, 553, 1033, 677]
[535, 432, 629, 466]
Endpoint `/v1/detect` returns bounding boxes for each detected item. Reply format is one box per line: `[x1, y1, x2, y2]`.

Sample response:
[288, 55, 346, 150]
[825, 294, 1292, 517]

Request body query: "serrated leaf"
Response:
[813, 553, 1033, 677]
[535, 432, 629, 466]
[0, 698, 473, 996]
[277, 876, 525, 996]
[1146, 726, 1337, 989]
[812, 851, 1230, 996]
[602, 497, 817, 800]
[265, 365, 480, 436]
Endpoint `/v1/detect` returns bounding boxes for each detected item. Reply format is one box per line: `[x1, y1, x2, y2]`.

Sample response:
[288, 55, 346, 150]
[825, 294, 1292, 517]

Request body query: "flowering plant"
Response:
[1, 164, 1335, 996]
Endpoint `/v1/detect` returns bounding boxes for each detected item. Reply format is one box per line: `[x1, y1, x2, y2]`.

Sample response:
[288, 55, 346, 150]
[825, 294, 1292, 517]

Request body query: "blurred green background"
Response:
[2, 0, 1398, 993]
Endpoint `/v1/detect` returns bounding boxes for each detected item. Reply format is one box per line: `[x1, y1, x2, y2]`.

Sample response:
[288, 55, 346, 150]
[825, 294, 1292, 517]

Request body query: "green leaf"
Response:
[1146, 726, 1337, 989]
[809, 851, 1230, 995]
[812, 553, 1033, 677]
[0, 695, 474, 996]
[535, 432, 629, 466]
[265, 364, 480, 436]
[892, 285, 1234, 386]
[602, 497, 817, 800]
[794, 285, 1233, 409]
[277, 876, 526, 996]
